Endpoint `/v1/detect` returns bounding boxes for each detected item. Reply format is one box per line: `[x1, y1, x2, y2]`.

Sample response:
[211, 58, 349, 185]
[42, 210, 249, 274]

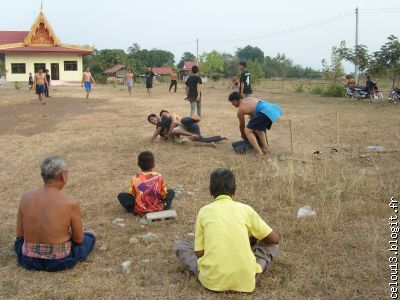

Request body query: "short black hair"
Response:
[138, 151, 155, 171]
[239, 61, 247, 68]
[210, 168, 236, 197]
[159, 110, 169, 116]
[228, 91, 243, 102]
[147, 113, 157, 123]
[192, 66, 199, 73]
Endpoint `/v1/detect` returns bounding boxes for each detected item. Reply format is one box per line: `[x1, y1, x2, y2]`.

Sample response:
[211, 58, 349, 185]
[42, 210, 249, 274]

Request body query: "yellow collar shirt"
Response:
[194, 195, 272, 292]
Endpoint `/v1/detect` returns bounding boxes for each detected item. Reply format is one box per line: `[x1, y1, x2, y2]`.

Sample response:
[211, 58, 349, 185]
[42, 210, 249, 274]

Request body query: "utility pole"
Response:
[355, 7, 359, 83]
[196, 39, 199, 62]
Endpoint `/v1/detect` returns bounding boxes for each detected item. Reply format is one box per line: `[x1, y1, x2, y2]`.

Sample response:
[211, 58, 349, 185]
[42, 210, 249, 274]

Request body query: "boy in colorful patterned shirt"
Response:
[117, 151, 175, 216]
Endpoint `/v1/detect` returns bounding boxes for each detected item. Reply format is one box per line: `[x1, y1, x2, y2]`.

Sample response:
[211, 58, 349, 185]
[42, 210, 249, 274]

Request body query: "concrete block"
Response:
[145, 210, 177, 222]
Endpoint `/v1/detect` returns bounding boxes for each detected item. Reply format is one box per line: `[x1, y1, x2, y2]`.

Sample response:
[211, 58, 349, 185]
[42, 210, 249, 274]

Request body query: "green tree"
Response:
[321, 45, 344, 82]
[369, 35, 400, 88]
[177, 52, 196, 69]
[236, 45, 264, 63]
[247, 60, 264, 85]
[200, 50, 224, 80]
[221, 53, 238, 78]
[338, 41, 370, 76]
[128, 49, 175, 68]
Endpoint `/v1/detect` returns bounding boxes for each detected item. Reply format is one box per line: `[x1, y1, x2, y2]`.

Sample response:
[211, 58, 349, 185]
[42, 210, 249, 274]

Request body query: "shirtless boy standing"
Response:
[126, 69, 134, 95]
[228, 92, 283, 156]
[35, 69, 48, 105]
[82, 67, 96, 100]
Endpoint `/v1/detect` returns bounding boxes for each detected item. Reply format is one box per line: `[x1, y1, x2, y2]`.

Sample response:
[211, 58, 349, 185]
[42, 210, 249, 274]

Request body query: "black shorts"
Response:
[247, 112, 272, 131]
[146, 82, 153, 88]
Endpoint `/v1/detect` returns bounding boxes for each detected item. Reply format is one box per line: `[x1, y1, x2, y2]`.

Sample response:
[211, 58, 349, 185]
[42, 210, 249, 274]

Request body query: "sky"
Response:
[0, 0, 399, 71]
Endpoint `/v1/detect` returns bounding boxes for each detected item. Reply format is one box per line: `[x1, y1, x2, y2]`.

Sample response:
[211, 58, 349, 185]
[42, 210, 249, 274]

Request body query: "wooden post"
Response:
[336, 110, 340, 146]
[289, 119, 293, 155]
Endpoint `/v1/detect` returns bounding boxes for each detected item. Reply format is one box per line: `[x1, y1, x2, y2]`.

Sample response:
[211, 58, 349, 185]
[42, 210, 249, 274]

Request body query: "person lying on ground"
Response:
[117, 151, 175, 216]
[173, 168, 279, 293]
[228, 92, 282, 156]
[147, 110, 228, 144]
[14, 156, 96, 272]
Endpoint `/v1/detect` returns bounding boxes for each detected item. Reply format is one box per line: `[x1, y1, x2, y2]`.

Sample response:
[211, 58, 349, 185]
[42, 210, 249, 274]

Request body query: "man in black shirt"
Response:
[239, 61, 252, 97]
[185, 65, 202, 116]
[44, 69, 51, 97]
[28, 73, 34, 92]
[145, 67, 156, 97]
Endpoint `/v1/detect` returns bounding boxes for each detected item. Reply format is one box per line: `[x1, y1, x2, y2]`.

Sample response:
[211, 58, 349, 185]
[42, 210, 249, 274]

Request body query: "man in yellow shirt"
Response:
[173, 168, 279, 293]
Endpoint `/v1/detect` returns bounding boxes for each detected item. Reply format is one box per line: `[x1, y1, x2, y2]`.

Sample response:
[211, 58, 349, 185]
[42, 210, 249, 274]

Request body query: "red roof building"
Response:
[0, 10, 93, 82]
[182, 61, 199, 70]
[151, 67, 173, 75]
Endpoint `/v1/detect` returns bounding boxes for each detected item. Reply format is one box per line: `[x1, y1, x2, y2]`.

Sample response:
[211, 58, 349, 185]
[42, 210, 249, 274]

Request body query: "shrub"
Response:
[323, 84, 346, 97]
[93, 74, 107, 84]
[211, 73, 223, 81]
[311, 86, 324, 95]
[14, 82, 20, 90]
[294, 82, 304, 93]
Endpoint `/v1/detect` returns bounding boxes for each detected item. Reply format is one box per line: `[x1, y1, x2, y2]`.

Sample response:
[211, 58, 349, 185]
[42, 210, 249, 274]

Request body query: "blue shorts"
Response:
[84, 81, 92, 92]
[127, 80, 133, 87]
[247, 112, 273, 131]
[36, 84, 46, 94]
[14, 232, 96, 272]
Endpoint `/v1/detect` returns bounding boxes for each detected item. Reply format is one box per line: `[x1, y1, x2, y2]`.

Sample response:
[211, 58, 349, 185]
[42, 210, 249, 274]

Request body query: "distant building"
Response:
[104, 64, 127, 83]
[151, 67, 173, 76]
[0, 10, 93, 83]
[180, 61, 207, 82]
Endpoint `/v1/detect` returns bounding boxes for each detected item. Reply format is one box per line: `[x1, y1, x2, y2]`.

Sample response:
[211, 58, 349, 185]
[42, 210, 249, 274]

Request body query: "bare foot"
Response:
[221, 136, 229, 141]
[191, 114, 201, 122]
[188, 134, 199, 141]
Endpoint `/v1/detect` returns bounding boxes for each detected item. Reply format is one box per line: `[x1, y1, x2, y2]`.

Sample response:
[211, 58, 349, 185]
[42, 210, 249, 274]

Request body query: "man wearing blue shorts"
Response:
[82, 67, 96, 100]
[228, 92, 282, 155]
[34, 69, 48, 105]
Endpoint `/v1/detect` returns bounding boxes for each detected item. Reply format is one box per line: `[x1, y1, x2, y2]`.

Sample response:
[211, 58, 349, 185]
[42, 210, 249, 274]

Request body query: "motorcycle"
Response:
[351, 81, 383, 103]
[389, 88, 400, 104]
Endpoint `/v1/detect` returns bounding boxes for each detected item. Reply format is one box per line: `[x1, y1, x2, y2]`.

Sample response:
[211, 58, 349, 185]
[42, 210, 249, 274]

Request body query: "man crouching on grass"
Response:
[228, 92, 283, 156]
[173, 168, 279, 293]
[14, 156, 96, 272]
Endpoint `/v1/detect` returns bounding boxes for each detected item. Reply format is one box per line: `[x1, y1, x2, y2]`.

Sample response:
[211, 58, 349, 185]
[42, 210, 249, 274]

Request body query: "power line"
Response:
[201, 10, 354, 44]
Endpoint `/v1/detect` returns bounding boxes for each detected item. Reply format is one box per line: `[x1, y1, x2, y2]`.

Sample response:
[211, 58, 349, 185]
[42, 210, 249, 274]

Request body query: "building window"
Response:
[11, 63, 26, 74]
[64, 61, 78, 71]
[34, 63, 46, 73]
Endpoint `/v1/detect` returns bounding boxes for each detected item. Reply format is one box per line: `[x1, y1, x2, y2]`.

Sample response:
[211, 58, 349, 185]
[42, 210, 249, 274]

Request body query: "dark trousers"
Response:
[14, 232, 96, 272]
[180, 117, 225, 143]
[117, 189, 175, 213]
[169, 80, 177, 92]
[44, 83, 49, 97]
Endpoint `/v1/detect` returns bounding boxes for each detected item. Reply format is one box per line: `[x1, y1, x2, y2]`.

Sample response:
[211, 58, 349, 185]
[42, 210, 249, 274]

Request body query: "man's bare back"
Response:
[237, 97, 259, 116]
[17, 188, 83, 244]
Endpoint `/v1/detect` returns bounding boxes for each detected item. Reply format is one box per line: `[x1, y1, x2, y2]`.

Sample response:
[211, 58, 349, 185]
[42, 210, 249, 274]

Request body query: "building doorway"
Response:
[34, 63, 46, 73]
[51, 63, 60, 80]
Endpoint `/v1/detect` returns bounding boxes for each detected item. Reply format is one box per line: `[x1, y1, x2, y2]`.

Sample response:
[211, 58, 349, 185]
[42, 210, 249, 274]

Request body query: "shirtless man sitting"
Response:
[14, 156, 96, 272]
[228, 92, 283, 156]
[147, 110, 227, 145]
[82, 67, 96, 100]
[34, 69, 48, 105]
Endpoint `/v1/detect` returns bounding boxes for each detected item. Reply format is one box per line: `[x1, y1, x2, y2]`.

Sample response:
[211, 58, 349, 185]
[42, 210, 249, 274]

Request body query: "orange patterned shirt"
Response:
[129, 171, 168, 216]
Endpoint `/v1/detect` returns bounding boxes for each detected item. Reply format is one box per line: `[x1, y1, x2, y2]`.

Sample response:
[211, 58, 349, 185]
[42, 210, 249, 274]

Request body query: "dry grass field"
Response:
[0, 80, 399, 299]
